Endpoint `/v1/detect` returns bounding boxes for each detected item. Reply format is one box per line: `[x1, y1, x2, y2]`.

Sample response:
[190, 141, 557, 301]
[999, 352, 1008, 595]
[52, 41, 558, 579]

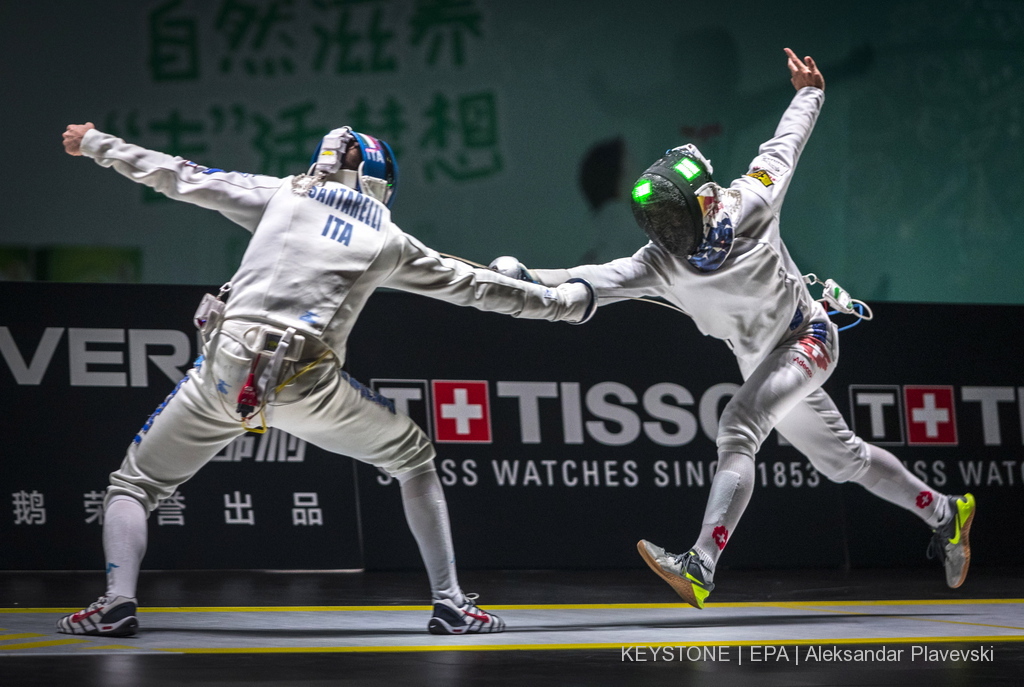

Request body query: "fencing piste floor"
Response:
[1, 567, 1022, 686]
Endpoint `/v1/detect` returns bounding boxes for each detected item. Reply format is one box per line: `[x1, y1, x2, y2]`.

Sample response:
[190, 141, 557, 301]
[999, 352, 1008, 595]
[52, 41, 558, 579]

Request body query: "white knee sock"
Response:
[102, 495, 148, 600]
[692, 452, 756, 578]
[852, 445, 950, 528]
[399, 468, 463, 603]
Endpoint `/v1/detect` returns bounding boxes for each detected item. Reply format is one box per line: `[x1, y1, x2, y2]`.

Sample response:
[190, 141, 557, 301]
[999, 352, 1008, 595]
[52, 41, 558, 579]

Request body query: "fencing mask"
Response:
[629, 144, 716, 259]
[305, 127, 399, 208]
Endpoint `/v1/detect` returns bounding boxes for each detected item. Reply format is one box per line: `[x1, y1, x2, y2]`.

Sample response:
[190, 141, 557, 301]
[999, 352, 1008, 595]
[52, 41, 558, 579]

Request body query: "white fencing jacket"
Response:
[80, 130, 592, 365]
[533, 87, 826, 364]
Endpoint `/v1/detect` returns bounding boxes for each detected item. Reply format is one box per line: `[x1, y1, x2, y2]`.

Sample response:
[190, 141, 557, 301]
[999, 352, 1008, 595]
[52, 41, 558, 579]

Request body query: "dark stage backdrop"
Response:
[3, 284, 1022, 571]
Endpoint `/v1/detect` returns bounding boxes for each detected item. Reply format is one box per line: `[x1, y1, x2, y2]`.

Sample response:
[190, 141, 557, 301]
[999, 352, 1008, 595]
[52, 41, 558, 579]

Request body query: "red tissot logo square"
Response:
[904, 385, 958, 446]
[432, 380, 492, 443]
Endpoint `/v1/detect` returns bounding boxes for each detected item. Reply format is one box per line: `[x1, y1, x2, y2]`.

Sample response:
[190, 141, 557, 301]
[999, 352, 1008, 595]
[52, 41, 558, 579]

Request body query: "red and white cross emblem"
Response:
[904, 385, 958, 446]
[432, 380, 492, 443]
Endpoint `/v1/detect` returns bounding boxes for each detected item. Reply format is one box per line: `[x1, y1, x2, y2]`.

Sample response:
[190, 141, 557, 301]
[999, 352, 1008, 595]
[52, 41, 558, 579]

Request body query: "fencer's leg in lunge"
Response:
[400, 467, 460, 601]
[55, 495, 149, 638]
[852, 444, 950, 527]
[273, 369, 506, 634]
[692, 452, 756, 572]
[849, 444, 975, 587]
[57, 360, 245, 637]
[101, 495, 148, 601]
[398, 466, 507, 634]
[639, 322, 838, 609]
[638, 451, 756, 609]
[776, 389, 977, 588]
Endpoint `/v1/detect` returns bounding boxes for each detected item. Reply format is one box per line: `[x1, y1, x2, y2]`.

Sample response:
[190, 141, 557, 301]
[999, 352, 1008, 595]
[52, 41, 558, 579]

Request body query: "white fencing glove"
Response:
[489, 256, 538, 284]
[562, 278, 597, 324]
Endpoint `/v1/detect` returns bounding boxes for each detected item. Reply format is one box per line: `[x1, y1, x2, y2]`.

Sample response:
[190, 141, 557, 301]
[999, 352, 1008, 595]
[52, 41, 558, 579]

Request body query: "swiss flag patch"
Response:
[904, 385, 958, 446]
[432, 381, 492, 443]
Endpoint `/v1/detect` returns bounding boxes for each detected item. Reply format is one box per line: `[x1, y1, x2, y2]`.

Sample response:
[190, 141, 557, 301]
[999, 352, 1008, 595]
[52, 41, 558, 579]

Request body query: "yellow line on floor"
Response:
[492, 599, 1024, 611]
[4, 599, 1021, 614]
[156, 634, 1024, 654]
[2, 606, 431, 613]
[0, 633, 46, 641]
[0, 639, 91, 651]
[773, 603, 1024, 632]
[776, 599, 1024, 607]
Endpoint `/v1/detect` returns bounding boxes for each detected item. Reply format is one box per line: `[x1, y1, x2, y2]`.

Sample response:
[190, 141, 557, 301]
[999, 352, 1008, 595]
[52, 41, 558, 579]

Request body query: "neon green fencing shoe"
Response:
[637, 540, 715, 609]
[926, 493, 976, 588]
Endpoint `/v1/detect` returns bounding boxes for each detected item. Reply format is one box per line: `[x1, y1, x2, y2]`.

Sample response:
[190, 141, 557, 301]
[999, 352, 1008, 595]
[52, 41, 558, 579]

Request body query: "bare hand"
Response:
[784, 48, 824, 91]
[62, 122, 96, 156]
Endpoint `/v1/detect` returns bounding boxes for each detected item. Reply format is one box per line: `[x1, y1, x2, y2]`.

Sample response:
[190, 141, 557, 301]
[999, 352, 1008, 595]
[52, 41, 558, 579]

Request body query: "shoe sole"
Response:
[428, 618, 462, 635]
[949, 505, 975, 589]
[57, 616, 138, 637]
[427, 617, 504, 635]
[636, 541, 704, 610]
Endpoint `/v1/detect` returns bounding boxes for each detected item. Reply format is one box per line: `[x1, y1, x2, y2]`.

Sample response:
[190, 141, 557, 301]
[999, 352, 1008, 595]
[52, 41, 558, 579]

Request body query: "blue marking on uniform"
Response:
[339, 190, 355, 215]
[688, 216, 734, 272]
[194, 355, 205, 370]
[308, 184, 383, 231]
[133, 375, 189, 444]
[300, 310, 319, 324]
[321, 215, 355, 245]
[186, 161, 244, 175]
[338, 222, 353, 245]
[106, 562, 120, 574]
[789, 308, 804, 331]
[217, 379, 230, 394]
[341, 371, 396, 413]
[809, 322, 829, 343]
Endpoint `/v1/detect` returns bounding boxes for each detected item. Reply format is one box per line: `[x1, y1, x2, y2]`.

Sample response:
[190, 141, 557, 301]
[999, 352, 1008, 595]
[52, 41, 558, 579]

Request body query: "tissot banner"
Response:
[3, 284, 1022, 571]
[350, 293, 1024, 571]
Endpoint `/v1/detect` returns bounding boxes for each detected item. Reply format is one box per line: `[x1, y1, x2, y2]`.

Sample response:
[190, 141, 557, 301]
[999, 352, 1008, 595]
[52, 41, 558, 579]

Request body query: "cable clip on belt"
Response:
[803, 273, 874, 331]
[193, 282, 232, 332]
[236, 354, 262, 420]
[234, 326, 329, 434]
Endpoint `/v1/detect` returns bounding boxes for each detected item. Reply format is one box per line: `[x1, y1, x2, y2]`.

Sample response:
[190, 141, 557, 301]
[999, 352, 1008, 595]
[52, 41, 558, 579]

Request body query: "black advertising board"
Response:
[349, 292, 1024, 572]
[1, 283, 362, 571]
[2, 283, 1022, 572]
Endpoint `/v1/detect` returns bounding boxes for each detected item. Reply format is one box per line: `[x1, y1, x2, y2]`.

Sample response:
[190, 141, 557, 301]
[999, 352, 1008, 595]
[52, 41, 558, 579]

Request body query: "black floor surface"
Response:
[2, 566, 1022, 686]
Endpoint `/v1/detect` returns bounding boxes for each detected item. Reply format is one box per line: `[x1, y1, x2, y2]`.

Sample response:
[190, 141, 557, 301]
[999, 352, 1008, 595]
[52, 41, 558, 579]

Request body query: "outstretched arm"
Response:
[736, 50, 825, 212]
[785, 47, 825, 91]
[382, 230, 596, 324]
[63, 123, 282, 233]
[492, 248, 670, 307]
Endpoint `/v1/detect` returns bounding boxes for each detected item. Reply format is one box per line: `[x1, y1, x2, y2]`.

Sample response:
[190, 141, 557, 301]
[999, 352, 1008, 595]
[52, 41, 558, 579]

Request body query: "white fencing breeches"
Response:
[694, 317, 839, 561]
[107, 334, 435, 511]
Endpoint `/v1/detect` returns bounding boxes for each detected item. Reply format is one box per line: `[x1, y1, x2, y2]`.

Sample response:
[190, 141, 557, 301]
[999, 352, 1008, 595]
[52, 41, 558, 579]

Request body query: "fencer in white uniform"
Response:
[56, 123, 595, 636]
[493, 49, 975, 608]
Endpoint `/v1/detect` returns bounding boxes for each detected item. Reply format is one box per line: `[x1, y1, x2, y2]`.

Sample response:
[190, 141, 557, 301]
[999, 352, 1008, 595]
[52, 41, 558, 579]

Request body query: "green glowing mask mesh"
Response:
[674, 158, 702, 181]
[632, 180, 653, 202]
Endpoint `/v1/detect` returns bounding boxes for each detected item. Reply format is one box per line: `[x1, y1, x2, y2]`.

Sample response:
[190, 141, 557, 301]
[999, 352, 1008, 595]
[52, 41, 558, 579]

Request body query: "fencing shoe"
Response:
[927, 493, 976, 588]
[427, 593, 506, 635]
[638, 540, 715, 609]
[56, 595, 139, 637]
